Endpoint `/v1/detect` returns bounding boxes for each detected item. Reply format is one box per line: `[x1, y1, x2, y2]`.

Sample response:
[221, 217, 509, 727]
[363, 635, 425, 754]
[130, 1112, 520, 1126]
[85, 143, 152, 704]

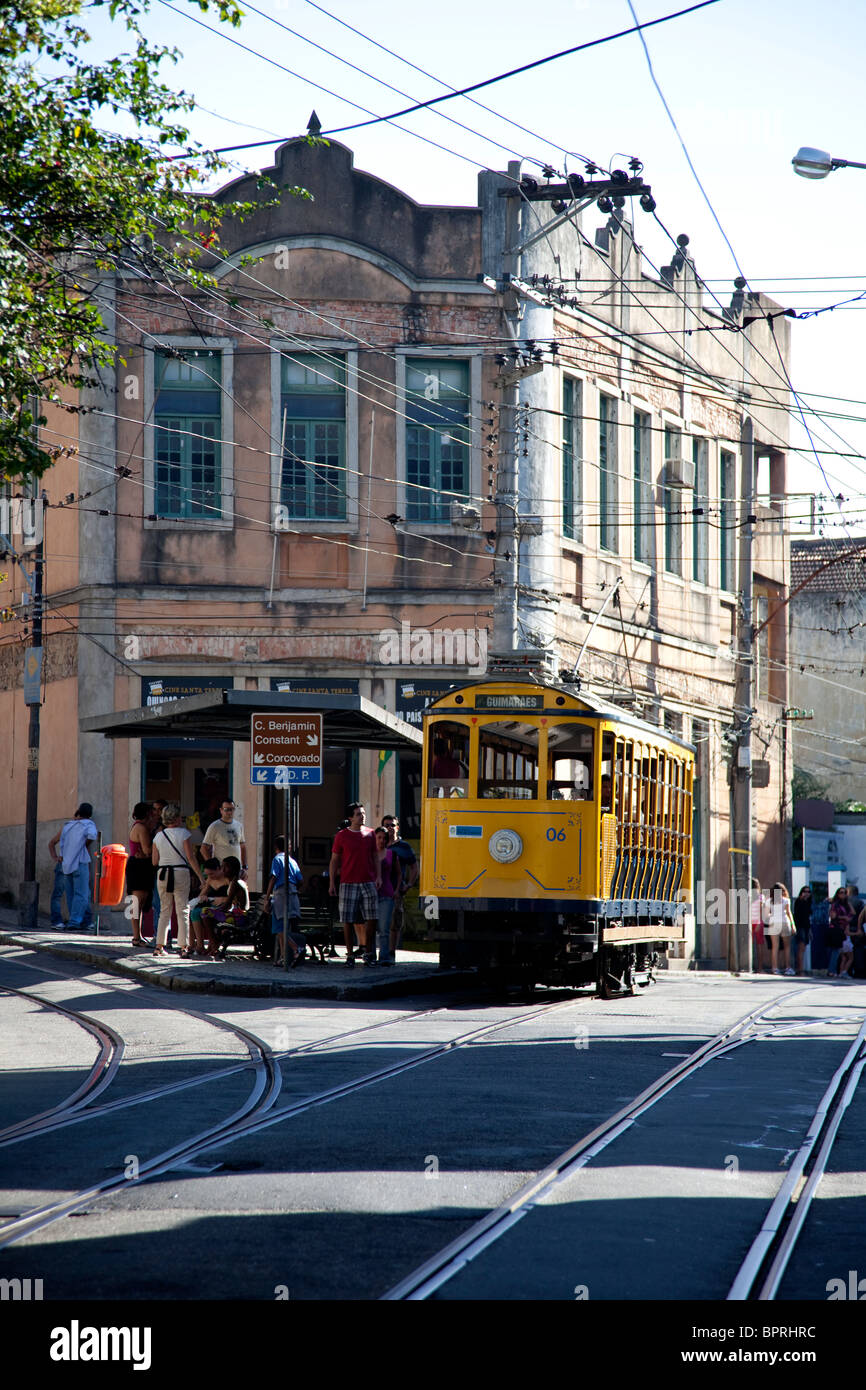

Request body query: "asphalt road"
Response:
[1, 942, 863, 1305]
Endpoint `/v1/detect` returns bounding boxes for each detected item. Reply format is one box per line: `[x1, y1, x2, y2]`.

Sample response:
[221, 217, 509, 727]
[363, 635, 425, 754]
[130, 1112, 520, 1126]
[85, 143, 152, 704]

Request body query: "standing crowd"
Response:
[751, 878, 866, 979]
[47, 797, 419, 968]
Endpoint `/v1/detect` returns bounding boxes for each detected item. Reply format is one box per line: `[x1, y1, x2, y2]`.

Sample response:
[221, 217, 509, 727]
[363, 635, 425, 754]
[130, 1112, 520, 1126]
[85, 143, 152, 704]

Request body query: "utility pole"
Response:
[730, 415, 755, 971]
[19, 495, 46, 929]
[485, 166, 653, 663]
[491, 160, 522, 657]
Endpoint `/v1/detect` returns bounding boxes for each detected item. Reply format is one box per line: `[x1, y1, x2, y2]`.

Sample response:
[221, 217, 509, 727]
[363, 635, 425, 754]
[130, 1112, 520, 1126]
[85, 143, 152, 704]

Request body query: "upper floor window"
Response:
[663, 425, 683, 575]
[154, 350, 222, 519]
[633, 410, 652, 564]
[692, 437, 709, 584]
[562, 377, 582, 541]
[280, 353, 346, 520]
[720, 449, 736, 591]
[405, 359, 470, 523]
[599, 393, 618, 552]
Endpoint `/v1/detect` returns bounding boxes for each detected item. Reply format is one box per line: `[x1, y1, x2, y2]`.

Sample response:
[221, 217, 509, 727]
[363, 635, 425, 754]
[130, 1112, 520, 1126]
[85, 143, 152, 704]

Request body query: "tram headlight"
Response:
[488, 829, 523, 864]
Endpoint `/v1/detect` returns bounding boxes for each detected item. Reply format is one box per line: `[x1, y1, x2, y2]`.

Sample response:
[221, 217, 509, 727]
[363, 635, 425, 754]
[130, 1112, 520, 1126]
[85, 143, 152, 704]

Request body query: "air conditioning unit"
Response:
[663, 456, 695, 489]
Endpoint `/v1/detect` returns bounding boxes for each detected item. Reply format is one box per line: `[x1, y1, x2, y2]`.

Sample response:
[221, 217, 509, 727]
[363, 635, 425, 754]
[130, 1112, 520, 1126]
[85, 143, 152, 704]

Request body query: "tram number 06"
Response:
[546, 828, 567, 841]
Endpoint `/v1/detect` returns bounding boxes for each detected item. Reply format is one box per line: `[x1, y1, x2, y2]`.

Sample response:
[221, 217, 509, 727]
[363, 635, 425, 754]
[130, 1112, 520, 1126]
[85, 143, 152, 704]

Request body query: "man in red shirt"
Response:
[329, 803, 380, 966]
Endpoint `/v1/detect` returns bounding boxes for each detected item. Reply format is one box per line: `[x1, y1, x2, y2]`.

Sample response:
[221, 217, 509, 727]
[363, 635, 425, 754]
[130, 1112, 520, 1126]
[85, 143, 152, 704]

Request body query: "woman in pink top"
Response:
[126, 801, 155, 947]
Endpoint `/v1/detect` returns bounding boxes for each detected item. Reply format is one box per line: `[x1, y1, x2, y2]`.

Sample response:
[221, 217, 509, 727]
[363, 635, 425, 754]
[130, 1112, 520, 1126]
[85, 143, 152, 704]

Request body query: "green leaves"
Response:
[0, 0, 296, 481]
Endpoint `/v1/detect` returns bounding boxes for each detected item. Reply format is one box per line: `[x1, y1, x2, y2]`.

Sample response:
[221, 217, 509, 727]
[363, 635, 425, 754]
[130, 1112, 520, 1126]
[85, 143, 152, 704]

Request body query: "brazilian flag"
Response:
[377, 749, 393, 778]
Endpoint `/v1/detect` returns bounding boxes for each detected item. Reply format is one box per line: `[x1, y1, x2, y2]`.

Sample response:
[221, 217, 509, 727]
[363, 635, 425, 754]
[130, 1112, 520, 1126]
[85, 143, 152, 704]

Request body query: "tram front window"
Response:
[546, 724, 595, 800]
[477, 721, 539, 800]
[427, 720, 470, 797]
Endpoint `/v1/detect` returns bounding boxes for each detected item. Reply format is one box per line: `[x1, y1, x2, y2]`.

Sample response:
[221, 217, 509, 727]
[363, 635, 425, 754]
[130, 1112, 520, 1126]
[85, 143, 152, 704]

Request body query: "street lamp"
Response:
[792, 146, 866, 179]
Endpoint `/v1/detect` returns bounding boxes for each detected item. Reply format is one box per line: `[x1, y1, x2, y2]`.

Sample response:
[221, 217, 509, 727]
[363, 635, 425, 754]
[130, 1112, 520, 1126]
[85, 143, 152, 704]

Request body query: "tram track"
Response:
[0, 949, 580, 1255]
[7, 945, 859, 1303]
[0, 984, 124, 1145]
[728, 1014, 866, 1301]
[383, 988, 865, 1300]
[0, 988, 578, 1253]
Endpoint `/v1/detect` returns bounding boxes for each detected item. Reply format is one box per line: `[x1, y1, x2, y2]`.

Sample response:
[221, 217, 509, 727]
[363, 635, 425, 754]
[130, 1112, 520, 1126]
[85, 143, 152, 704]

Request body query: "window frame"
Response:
[632, 407, 653, 566]
[269, 340, 359, 532]
[278, 352, 347, 523]
[663, 423, 683, 577]
[599, 391, 618, 553]
[562, 374, 583, 542]
[691, 435, 710, 586]
[143, 337, 234, 531]
[719, 447, 738, 593]
[396, 350, 480, 532]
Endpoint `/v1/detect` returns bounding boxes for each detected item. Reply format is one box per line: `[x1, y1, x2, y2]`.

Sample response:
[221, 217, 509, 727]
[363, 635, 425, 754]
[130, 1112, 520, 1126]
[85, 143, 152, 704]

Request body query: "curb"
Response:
[0, 930, 474, 1001]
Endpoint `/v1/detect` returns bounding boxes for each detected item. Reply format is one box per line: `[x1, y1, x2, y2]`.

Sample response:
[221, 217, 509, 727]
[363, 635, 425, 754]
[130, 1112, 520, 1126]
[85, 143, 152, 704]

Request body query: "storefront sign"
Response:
[395, 679, 460, 727]
[141, 676, 232, 708]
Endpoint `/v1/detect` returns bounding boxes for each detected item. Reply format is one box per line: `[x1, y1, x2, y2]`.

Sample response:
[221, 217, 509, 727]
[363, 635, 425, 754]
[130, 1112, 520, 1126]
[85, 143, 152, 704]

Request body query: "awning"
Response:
[79, 689, 423, 751]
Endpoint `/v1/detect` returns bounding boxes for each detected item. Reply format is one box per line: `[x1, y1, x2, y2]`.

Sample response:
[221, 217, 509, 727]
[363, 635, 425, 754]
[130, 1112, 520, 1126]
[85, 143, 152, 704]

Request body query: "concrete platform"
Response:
[0, 907, 471, 1001]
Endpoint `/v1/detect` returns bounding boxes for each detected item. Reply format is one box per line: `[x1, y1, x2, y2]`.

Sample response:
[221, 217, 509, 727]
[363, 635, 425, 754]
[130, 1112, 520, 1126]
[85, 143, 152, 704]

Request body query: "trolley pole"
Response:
[730, 414, 755, 971]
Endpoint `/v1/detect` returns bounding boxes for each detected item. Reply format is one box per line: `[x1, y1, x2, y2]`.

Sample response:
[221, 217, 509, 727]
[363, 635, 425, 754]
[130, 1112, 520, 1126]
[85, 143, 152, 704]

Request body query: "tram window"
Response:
[427, 720, 470, 797]
[546, 724, 594, 800]
[600, 732, 615, 811]
[477, 721, 539, 800]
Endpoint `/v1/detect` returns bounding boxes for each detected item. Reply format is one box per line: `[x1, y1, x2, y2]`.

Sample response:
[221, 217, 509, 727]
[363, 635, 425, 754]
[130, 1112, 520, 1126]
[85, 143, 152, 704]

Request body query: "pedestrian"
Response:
[262, 836, 305, 966]
[329, 803, 379, 966]
[200, 857, 250, 958]
[793, 885, 813, 975]
[188, 858, 226, 957]
[750, 878, 768, 973]
[144, 801, 167, 938]
[853, 905, 866, 979]
[765, 882, 795, 975]
[151, 802, 199, 958]
[126, 802, 155, 947]
[374, 825, 401, 965]
[48, 803, 98, 932]
[846, 882, 863, 919]
[381, 814, 418, 962]
[191, 857, 232, 958]
[827, 886, 854, 977]
[201, 799, 248, 878]
[47, 830, 70, 929]
[838, 925, 855, 980]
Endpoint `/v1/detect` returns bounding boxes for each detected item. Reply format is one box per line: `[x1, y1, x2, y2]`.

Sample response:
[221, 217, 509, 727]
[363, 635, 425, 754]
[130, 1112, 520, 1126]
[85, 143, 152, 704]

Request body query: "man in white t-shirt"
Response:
[201, 800, 247, 876]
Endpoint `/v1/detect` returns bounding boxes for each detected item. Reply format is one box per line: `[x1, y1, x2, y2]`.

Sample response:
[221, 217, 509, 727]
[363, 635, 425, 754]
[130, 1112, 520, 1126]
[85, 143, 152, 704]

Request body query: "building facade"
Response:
[0, 133, 793, 959]
[789, 537, 866, 804]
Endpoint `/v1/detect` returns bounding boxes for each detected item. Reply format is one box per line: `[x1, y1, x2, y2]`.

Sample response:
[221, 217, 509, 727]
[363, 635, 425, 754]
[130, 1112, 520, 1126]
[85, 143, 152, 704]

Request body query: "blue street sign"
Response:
[250, 766, 323, 786]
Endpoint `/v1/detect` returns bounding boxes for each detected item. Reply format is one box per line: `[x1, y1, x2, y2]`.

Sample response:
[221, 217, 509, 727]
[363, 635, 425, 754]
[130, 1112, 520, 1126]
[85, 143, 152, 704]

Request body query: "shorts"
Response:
[126, 857, 155, 893]
[338, 881, 377, 924]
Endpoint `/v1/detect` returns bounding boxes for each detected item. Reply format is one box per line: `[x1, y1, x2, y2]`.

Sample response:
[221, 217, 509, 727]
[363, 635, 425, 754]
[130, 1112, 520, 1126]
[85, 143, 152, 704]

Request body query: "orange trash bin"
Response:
[99, 844, 129, 907]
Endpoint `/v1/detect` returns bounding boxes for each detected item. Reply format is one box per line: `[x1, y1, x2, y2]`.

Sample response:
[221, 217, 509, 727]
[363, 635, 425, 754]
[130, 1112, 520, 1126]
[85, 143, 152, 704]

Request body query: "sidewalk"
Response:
[0, 907, 471, 1001]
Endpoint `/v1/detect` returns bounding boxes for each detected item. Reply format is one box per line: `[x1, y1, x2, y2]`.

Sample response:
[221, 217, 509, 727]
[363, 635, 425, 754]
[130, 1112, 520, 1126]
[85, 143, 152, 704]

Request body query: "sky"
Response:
[80, 0, 866, 534]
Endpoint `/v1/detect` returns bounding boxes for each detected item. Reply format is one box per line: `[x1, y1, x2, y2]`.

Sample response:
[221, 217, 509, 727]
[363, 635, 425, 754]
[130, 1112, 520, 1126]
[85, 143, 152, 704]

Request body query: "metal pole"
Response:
[732, 414, 755, 970]
[19, 500, 45, 929]
[492, 160, 522, 657]
[282, 787, 290, 972]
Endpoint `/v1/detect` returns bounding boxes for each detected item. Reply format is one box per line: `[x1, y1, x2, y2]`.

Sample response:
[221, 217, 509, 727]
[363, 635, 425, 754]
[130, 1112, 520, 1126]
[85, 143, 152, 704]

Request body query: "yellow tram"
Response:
[419, 677, 694, 994]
